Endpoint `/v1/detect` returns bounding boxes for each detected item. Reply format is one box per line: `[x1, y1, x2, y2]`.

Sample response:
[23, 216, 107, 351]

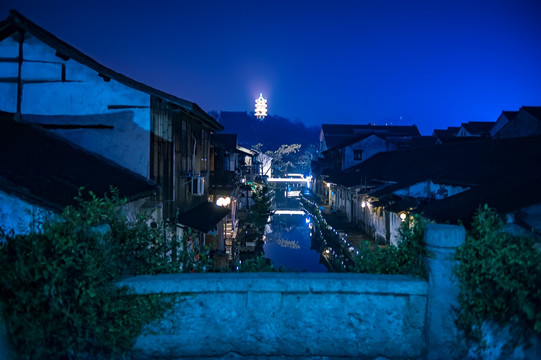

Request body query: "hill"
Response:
[210, 111, 319, 151]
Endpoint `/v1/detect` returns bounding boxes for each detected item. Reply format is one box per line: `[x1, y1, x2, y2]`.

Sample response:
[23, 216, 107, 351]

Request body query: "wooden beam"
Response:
[108, 105, 150, 109]
[38, 124, 114, 130]
[16, 30, 23, 114]
[55, 51, 69, 61]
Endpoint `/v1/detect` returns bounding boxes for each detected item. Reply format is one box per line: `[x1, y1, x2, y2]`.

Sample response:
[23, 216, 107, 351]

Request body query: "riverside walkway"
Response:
[303, 193, 373, 249]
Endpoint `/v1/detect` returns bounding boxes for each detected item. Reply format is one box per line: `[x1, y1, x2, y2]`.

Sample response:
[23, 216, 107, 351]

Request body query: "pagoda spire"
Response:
[254, 93, 267, 120]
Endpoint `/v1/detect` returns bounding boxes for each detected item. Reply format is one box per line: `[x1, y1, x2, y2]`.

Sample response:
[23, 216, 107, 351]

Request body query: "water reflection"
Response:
[263, 188, 327, 272]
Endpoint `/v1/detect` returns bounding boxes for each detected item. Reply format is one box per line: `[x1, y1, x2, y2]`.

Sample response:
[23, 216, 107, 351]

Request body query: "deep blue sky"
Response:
[2, 0, 540, 134]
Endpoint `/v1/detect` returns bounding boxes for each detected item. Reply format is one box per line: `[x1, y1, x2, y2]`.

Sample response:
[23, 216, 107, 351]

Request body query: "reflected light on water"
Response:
[274, 210, 305, 215]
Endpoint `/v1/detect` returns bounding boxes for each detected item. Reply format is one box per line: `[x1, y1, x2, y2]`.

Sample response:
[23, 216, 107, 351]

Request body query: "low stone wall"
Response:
[120, 273, 428, 359]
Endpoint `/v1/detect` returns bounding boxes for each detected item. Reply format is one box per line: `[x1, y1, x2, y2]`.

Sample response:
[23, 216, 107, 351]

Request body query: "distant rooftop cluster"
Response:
[312, 106, 541, 245]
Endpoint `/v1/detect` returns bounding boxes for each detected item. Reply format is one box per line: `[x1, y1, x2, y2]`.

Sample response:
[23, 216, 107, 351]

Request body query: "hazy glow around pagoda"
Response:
[255, 93, 267, 120]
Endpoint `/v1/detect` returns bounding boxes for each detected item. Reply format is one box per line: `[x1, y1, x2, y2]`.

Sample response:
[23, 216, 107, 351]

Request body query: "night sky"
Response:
[2, 0, 540, 134]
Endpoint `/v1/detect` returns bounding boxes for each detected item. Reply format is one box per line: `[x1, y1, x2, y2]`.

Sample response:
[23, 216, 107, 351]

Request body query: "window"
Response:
[191, 177, 205, 195]
[354, 149, 363, 161]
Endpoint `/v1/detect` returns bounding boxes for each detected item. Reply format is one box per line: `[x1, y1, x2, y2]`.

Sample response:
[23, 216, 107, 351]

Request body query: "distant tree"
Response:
[264, 144, 302, 176]
[251, 143, 263, 153]
[294, 144, 318, 174]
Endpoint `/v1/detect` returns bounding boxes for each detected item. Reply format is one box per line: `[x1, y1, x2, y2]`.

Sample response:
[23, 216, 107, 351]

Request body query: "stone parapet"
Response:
[120, 273, 427, 359]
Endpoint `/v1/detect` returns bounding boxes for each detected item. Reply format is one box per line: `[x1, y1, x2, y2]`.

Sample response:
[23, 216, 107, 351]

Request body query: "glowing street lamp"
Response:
[255, 93, 267, 120]
[216, 196, 231, 207]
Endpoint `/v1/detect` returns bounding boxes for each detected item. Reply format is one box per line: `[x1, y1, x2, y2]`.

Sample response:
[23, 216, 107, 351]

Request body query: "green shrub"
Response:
[239, 254, 275, 272]
[0, 189, 172, 359]
[353, 214, 427, 277]
[455, 204, 541, 343]
[179, 227, 213, 273]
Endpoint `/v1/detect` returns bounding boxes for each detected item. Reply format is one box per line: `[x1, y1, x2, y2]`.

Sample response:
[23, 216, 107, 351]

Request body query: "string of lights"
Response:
[300, 195, 358, 271]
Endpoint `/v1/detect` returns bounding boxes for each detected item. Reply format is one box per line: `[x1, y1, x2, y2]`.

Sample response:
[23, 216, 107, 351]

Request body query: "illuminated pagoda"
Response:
[254, 93, 268, 120]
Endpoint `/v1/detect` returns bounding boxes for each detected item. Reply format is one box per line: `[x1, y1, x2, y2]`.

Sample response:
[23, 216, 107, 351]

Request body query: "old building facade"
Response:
[0, 11, 223, 228]
[0, 11, 231, 270]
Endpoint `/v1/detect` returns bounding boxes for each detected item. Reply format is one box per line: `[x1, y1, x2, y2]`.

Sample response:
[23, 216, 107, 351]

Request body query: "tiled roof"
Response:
[522, 106, 541, 120]
[502, 110, 519, 121]
[177, 201, 230, 233]
[0, 10, 222, 132]
[0, 112, 157, 212]
[323, 133, 381, 152]
[321, 124, 420, 149]
[212, 134, 238, 151]
[432, 126, 459, 139]
[417, 174, 539, 224]
[330, 136, 541, 223]
[410, 136, 438, 148]
[437, 137, 484, 145]
[321, 124, 420, 136]
[461, 121, 495, 136]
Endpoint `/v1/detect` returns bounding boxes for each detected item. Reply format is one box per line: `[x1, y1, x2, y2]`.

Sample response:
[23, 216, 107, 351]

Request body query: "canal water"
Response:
[263, 186, 327, 272]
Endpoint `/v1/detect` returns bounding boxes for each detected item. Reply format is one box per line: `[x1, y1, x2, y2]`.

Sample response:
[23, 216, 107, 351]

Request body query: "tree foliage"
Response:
[248, 185, 273, 231]
[295, 144, 318, 174]
[263, 143, 302, 176]
[0, 189, 173, 359]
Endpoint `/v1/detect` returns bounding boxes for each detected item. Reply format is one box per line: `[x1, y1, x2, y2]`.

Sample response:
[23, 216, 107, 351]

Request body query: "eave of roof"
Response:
[432, 127, 459, 139]
[324, 133, 383, 152]
[501, 110, 519, 120]
[236, 145, 256, 156]
[3, 10, 223, 132]
[177, 201, 230, 233]
[211, 133, 238, 150]
[0, 111, 157, 212]
[321, 124, 420, 150]
[461, 121, 495, 135]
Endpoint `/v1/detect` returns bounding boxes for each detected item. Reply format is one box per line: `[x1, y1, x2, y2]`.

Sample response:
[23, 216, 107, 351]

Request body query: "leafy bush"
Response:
[239, 254, 275, 272]
[353, 214, 428, 278]
[179, 227, 213, 273]
[0, 189, 173, 359]
[455, 204, 541, 343]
